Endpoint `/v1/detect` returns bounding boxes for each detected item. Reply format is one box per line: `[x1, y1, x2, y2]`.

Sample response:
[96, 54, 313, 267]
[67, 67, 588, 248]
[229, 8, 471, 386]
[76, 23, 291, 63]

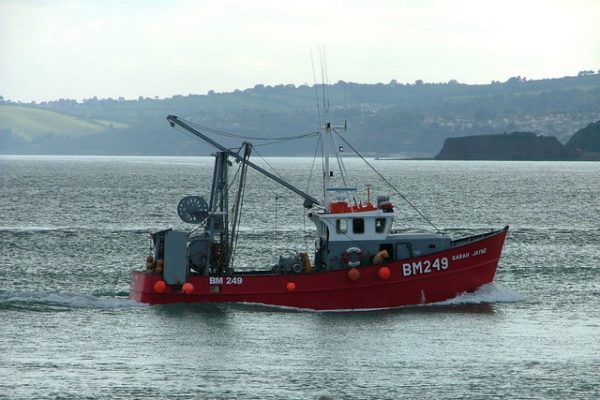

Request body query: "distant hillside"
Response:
[435, 132, 566, 160]
[0, 105, 128, 140]
[0, 104, 133, 154]
[1, 72, 600, 155]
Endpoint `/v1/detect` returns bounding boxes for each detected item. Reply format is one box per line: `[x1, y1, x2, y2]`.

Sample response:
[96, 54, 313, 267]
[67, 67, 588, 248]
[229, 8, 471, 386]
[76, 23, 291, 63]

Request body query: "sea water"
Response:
[1, 156, 598, 399]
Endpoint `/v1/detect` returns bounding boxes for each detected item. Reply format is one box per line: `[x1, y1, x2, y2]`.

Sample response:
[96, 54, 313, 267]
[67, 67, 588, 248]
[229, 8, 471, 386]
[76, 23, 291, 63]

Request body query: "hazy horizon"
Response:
[0, 71, 595, 104]
[1, 0, 599, 103]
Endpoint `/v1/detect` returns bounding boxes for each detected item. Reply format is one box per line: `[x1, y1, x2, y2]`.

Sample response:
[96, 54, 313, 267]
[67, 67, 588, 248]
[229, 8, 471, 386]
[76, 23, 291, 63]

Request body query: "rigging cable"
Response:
[185, 154, 244, 238]
[275, 194, 279, 254]
[319, 46, 330, 114]
[303, 134, 322, 250]
[173, 125, 248, 157]
[251, 134, 318, 148]
[178, 117, 318, 142]
[243, 144, 285, 257]
[334, 130, 442, 234]
[305, 134, 322, 195]
[250, 145, 287, 182]
[229, 150, 249, 269]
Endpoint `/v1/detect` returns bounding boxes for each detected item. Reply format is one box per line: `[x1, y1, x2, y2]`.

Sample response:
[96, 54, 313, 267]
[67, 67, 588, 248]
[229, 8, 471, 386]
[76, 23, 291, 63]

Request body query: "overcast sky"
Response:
[1, 0, 599, 102]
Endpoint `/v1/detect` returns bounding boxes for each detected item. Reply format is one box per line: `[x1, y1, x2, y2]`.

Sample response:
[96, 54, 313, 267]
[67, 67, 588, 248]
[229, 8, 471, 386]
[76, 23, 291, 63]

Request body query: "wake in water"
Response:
[0, 225, 159, 233]
[434, 283, 526, 306]
[0, 284, 523, 313]
[235, 283, 526, 313]
[0, 290, 146, 311]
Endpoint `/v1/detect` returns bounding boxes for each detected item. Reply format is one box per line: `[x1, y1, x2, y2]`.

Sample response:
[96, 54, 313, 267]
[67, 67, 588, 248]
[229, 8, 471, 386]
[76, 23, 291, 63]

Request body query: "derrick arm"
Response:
[167, 115, 320, 208]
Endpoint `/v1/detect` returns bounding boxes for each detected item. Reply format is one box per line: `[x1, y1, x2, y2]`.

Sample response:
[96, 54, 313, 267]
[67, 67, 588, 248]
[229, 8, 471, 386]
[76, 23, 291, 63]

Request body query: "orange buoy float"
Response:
[378, 266, 391, 280]
[182, 282, 194, 295]
[156, 259, 164, 273]
[286, 282, 296, 292]
[153, 280, 166, 293]
[347, 267, 360, 281]
[373, 250, 389, 265]
[146, 255, 155, 270]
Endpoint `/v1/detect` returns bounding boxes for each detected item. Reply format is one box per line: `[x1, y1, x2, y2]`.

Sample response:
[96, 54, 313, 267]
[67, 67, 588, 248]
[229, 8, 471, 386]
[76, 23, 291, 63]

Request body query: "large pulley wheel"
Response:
[177, 196, 209, 224]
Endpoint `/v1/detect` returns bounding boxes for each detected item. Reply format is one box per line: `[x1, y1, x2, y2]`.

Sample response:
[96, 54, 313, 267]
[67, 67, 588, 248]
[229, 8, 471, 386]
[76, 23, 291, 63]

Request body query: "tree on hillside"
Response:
[507, 76, 526, 84]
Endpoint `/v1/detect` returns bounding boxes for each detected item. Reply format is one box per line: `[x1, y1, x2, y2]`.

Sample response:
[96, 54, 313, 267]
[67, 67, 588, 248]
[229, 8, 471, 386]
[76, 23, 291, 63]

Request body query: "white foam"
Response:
[434, 283, 526, 305]
[0, 291, 146, 310]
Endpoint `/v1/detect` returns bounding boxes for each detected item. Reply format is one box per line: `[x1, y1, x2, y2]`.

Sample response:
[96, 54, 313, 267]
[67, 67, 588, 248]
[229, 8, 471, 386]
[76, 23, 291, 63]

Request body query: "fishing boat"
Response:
[130, 115, 508, 310]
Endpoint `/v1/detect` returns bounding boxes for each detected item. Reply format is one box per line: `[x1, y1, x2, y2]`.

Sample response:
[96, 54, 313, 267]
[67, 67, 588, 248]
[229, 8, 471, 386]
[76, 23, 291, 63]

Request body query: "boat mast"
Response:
[322, 122, 331, 207]
[321, 120, 352, 210]
[206, 151, 229, 274]
[227, 142, 251, 268]
[167, 115, 320, 209]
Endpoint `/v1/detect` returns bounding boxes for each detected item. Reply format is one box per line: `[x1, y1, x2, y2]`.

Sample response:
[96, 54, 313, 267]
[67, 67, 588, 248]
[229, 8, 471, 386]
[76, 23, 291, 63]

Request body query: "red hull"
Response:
[130, 228, 508, 310]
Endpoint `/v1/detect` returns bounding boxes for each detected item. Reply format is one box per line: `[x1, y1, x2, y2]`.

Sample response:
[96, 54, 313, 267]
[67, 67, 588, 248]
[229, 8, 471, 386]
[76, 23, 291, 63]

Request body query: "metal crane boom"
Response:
[167, 115, 320, 208]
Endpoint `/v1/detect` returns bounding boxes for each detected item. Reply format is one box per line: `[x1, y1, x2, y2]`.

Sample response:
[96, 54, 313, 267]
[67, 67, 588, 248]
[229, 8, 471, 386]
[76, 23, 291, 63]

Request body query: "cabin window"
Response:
[352, 218, 364, 234]
[375, 218, 387, 233]
[336, 219, 348, 234]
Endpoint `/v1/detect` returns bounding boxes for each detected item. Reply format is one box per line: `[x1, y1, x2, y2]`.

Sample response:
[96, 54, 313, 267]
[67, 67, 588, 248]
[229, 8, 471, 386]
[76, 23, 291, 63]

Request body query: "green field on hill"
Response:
[0, 105, 128, 140]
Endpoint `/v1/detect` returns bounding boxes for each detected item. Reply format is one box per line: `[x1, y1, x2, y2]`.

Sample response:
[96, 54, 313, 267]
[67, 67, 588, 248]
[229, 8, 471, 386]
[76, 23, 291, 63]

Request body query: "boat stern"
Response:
[130, 270, 162, 303]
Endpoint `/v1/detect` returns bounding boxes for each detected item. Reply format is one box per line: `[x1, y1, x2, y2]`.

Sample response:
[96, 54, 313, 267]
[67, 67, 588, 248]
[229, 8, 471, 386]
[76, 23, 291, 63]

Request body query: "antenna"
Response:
[319, 45, 329, 114]
[323, 46, 330, 110]
[310, 50, 322, 127]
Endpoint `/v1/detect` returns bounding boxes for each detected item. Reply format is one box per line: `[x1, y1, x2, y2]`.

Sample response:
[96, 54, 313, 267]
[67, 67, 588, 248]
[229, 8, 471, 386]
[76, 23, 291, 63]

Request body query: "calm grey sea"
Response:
[1, 156, 598, 400]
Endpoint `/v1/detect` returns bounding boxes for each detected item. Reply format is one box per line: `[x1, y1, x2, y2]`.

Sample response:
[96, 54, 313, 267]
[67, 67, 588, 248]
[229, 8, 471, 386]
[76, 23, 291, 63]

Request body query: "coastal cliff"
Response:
[565, 121, 600, 160]
[435, 132, 566, 160]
